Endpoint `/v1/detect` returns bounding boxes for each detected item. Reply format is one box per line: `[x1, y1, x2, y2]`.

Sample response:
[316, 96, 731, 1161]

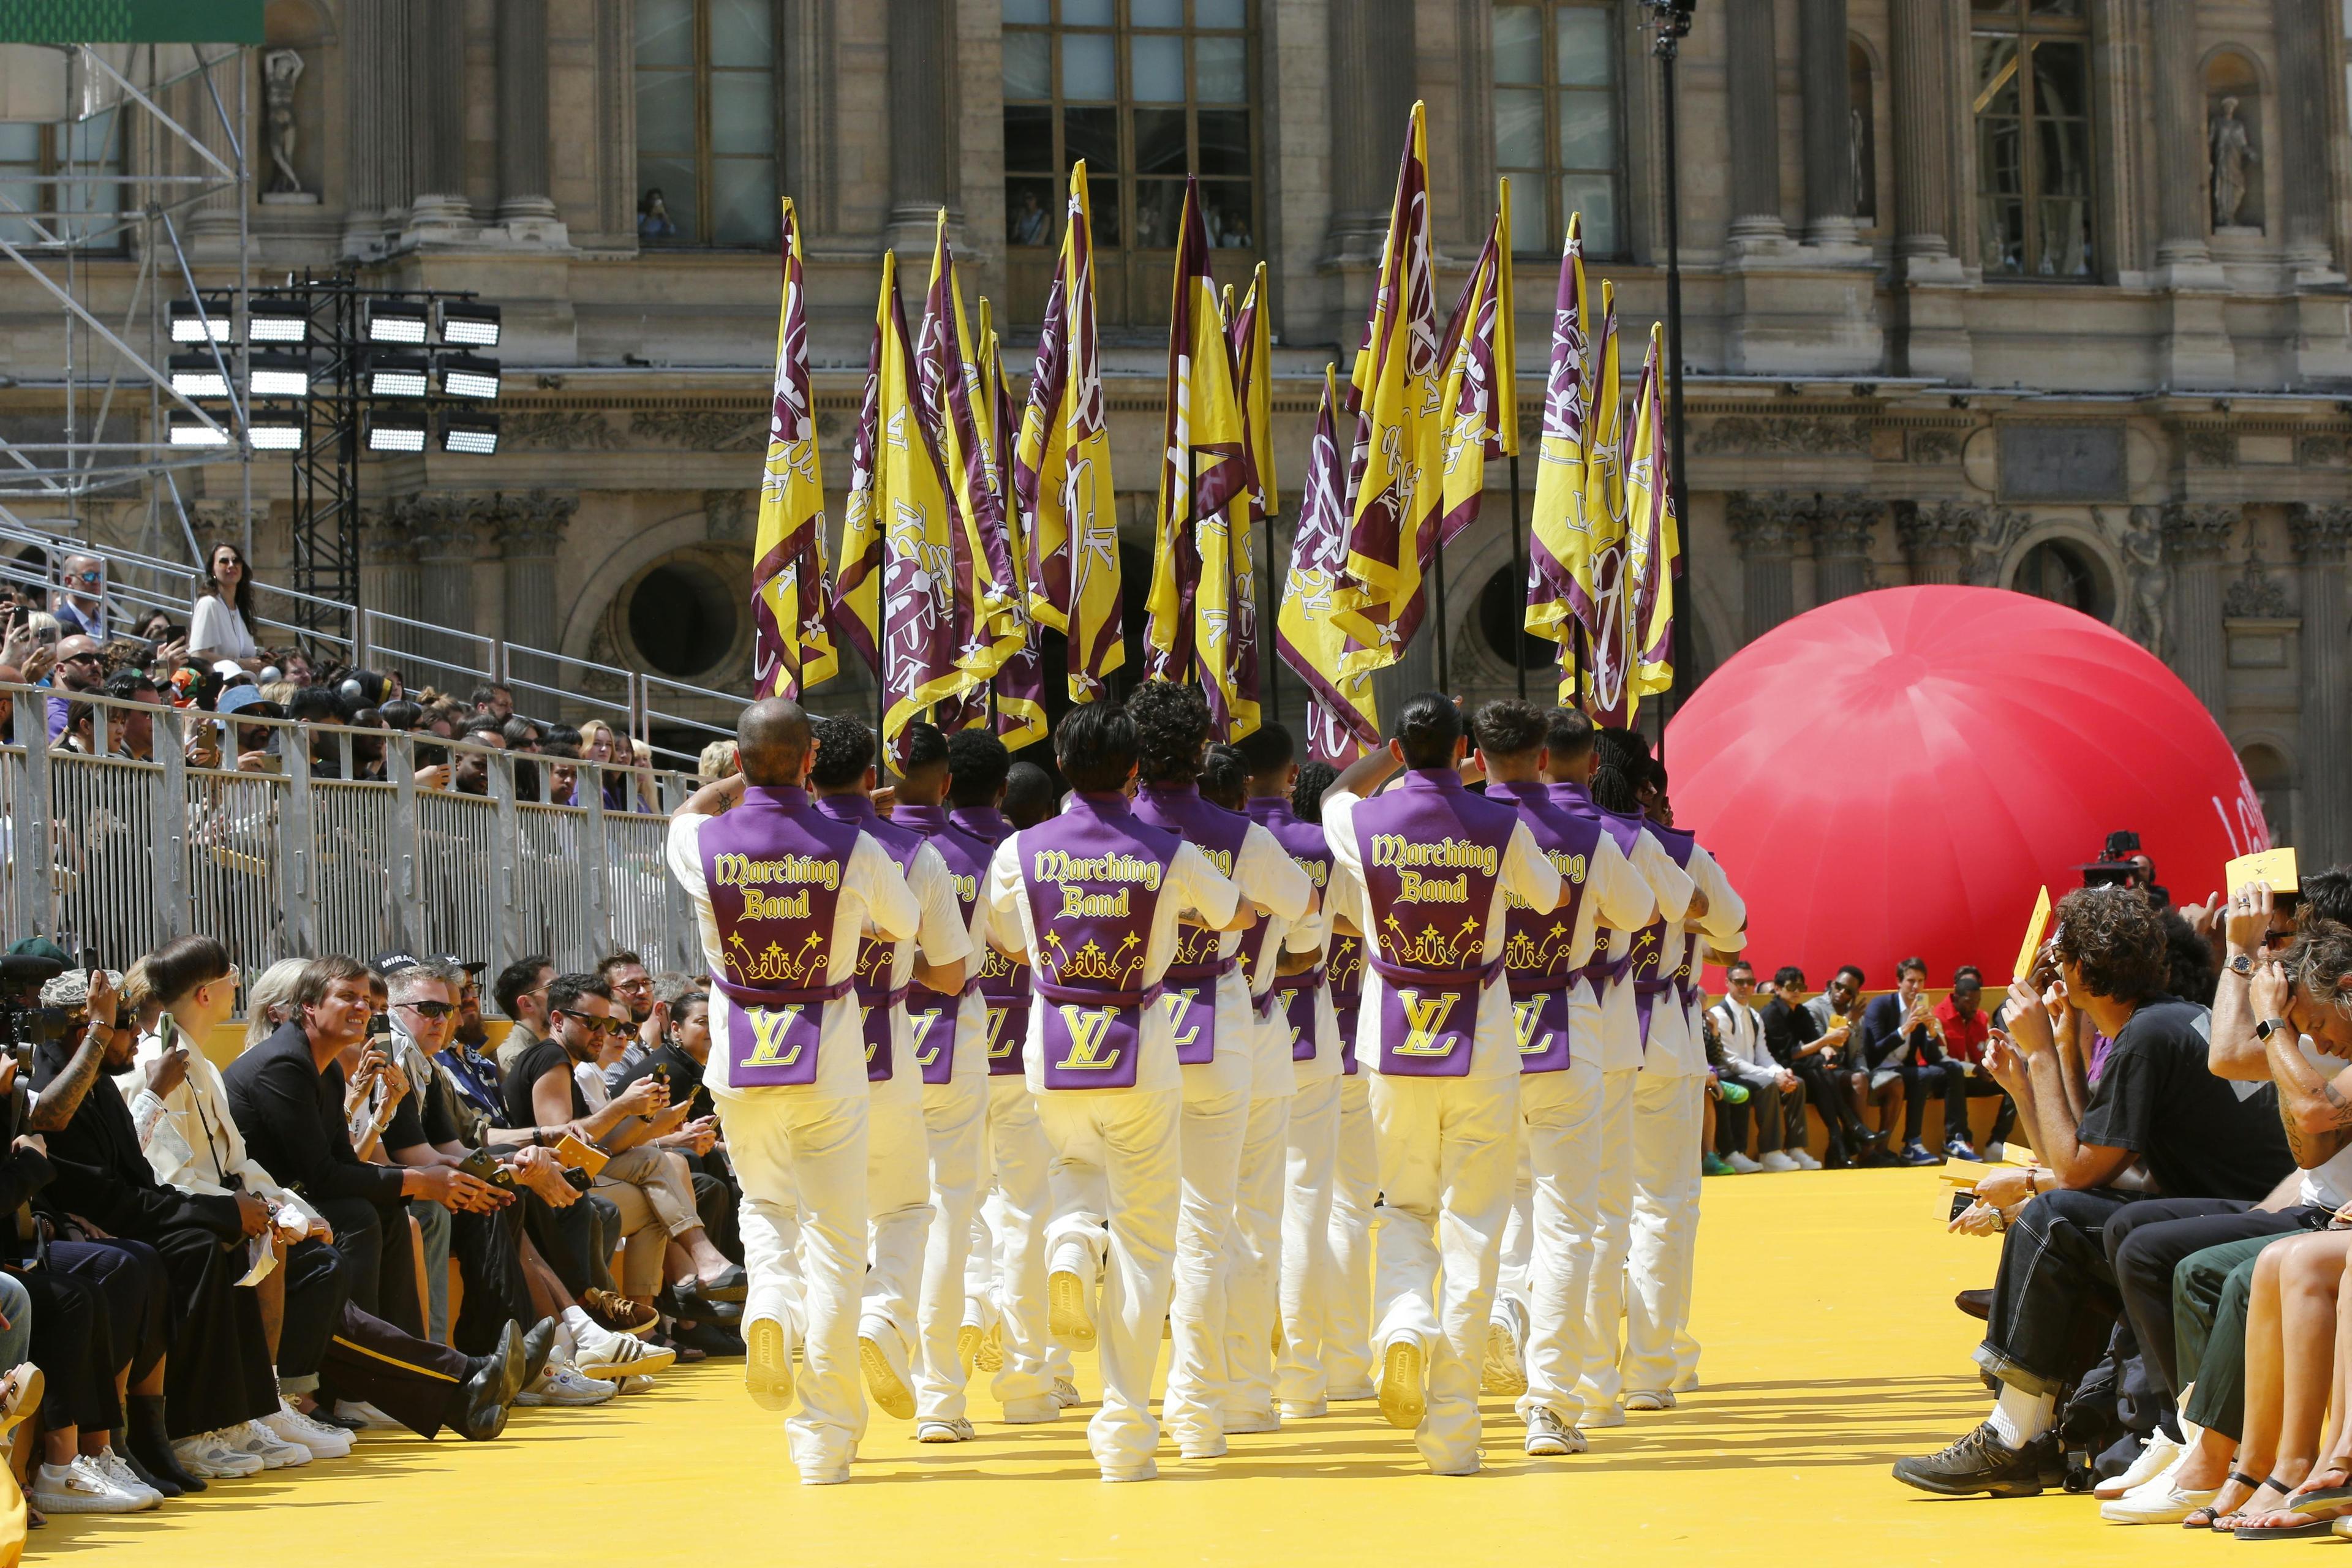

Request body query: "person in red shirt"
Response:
[1933, 967, 2016, 1158]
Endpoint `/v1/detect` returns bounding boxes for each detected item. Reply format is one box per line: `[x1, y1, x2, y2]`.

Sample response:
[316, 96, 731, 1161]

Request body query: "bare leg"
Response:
[2218, 1243, 2294, 1528]
[2242, 1232, 2352, 1525]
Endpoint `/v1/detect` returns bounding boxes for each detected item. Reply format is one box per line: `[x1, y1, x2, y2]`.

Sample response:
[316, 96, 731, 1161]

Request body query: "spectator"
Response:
[101, 671, 160, 761]
[1893, 886, 2294, 1498]
[1707, 959, 1812, 1170]
[45, 633, 104, 742]
[1807, 965, 1897, 1164]
[471, 683, 514, 722]
[697, 737, 739, 783]
[50, 553, 111, 642]
[188, 542, 260, 672]
[598, 949, 658, 1087]
[1761, 965, 1878, 1166]
[1858, 957, 1962, 1166]
[493, 954, 556, 1078]
[1935, 966, 2015, 1159]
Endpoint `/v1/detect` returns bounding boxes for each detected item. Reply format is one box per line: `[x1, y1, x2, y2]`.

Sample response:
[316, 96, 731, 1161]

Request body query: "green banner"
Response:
[0, 1, 264, 43]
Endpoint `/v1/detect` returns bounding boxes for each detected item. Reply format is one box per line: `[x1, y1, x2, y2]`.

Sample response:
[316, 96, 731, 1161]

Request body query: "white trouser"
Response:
[1622, 1071, 1705, 1396]
[1496, 1137, 1533, 1313]
[861, 1084, 934, 1406]
[1370, 1068, 1519, 1475]
[915, 1070, 988, 1420]
[1275, 1076, 1341, 1408]
[1033, 1086, 1182, 1479]
[1575, 1066, 1638, 1419]
[1223, 1090, 1291, 1420]
[1164, 1087, 1248, 1449]
[1325, 1070, 1378, 1396]
[724, 1090, 869, 1477]
[1514, 1056, 1605, 1428]
[982, 1074, 1055, 1408]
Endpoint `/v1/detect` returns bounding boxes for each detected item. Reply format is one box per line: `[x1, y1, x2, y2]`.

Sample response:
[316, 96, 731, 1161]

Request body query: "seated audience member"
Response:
[1762, 966, 1877, 1167]
[1893, 886, 2294, 1497]
[1708, 959, 1811, 1171]
[1934, 967, 2015, 1159]
[1858, 957, 1963, 1166]
[494, 953, 556, 1079]
[597, 949, 660, 1089]
[1807, 965, 1893, 1163]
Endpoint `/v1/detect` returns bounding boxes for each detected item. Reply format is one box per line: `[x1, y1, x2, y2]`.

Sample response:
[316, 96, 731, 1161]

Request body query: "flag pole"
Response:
[1509, 453, 1526, 700]
[1433, 527, 1449, 693]
[1647, 0, 1694, 764]
[1262, 507, 1279, 728]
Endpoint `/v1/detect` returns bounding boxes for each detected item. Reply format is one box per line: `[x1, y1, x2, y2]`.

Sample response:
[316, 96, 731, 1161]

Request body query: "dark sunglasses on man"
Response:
[556, 1007, 630, 1038]
[398, 998, 454, 1020]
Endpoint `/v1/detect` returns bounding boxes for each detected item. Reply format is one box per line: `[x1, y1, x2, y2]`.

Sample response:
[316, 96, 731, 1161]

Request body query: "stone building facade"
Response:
[7, 0, 2352, 855]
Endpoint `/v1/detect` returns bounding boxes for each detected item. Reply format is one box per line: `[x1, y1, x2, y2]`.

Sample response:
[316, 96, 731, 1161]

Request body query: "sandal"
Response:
[0, 1365, 42, 1439]
[2234, 1517, 2337, 1540]
[2207, 1472, 2272, 1532]
[2287, 1466, 2352, 1516]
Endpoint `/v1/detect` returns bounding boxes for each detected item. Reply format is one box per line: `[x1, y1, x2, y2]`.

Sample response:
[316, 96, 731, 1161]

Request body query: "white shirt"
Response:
[126, 1021, 313, 1234]
[1708, 996, 1771, 1073]
[986, 806, 1242, 1096]
[932, 851, 995, 1086]
[1190, 821, 1312, 1102]
[666, 805, 922, 1099]
[1322, 780, 1564, 1082]
[1643, 840, 1749, 1079]
[189, 592, 257, 662]
[1593, 821, 1700, 1074]
[869, 839, 977, 1107]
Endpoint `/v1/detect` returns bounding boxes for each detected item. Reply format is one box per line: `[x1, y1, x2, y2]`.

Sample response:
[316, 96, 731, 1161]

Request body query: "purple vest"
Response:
[1554, 781, 1643, 992]
[1490, 778, 1607, 1074]
[950, 804, 1034, 1076]
[1629, 822, 1698, 1047]
[1017, 793, 1178, 1090]
[813, 793, 922, 1082]
[1245, 797, 1331, 1063]
[1131, 783, 1249, 1066]
[891, 804, 989, 1085]
[696, 785, 860, 1087]
[1350, 770, 1518, 1077]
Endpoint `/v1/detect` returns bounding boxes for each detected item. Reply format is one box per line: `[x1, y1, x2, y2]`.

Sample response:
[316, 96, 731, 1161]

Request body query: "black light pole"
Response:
[1645, 0, 1695, 764]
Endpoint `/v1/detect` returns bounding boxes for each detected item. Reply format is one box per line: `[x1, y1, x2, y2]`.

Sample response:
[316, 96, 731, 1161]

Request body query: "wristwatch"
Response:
[2256, 1017, 2293, 1041]
[2229, 953, 2255, 977]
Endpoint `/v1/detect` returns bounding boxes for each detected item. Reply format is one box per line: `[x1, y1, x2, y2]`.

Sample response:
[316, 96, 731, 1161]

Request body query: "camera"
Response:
[2080, 828, 2169, 908]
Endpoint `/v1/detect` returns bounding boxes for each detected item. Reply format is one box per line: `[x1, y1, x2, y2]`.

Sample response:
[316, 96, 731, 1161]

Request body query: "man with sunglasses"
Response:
[51, 554, 110, 641]
[43, 634, 104, 744]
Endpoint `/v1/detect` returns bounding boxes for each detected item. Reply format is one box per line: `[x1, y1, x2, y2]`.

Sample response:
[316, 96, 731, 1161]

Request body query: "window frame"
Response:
[1969, 0, 2097, 281]
[0, 111, 126, 253]
[1000, 0, 1262, 330]
[1490, 0, 1627, 260]
[633, 0, 782, 251]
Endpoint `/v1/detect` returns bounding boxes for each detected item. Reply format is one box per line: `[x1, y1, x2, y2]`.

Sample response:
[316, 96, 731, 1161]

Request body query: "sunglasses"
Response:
[556, 1008, 631, 1038]
[399, 999, 454, 1019]
[59, 652, 99, 667]
[70, 571, 99, 585]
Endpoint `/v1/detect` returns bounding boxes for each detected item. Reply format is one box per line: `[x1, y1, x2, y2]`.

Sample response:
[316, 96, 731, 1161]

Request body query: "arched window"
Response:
[1477, 564, 1556, 673]
[1002, 0, 1259, 326]
[1971, 0, 2094, 278]
[1491, 1, 1623, 257]
[2011, 537, 2114, 622]
[635, 0, 779, 247]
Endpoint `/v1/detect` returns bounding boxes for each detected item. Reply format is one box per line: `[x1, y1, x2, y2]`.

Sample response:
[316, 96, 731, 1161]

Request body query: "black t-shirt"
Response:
[503, 1035, 588, 1128]
[384, 1039, 464, 1155]
[2078, 997, 2293, 1200]
[610, 1042, 711, 1121]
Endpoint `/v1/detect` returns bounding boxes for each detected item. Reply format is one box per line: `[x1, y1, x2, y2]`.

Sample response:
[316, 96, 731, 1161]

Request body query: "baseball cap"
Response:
[434, 954, 488, 975]
[371, 951, 423, 976]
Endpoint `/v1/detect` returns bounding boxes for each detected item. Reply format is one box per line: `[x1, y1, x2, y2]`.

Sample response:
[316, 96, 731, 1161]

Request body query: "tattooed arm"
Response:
[2254, 960, 2352, 1169]
[29, 1026, 110, 1133]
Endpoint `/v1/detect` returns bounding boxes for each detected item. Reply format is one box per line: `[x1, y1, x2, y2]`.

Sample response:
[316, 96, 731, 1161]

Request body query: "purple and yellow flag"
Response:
[1436, 181, 1517, 548]
[1143, 175, 1249, 685]
[1525, 213, 1593, 698]
[1013, 162, 1122, 703]
[1625, 323, 1678, 709]
[978, 296, 1047, 752]
[1579, 284, 1632, 723]
[1276, 366, 1380, 765]
[750, 198, 836, 699]
[826, 274, 886, 680]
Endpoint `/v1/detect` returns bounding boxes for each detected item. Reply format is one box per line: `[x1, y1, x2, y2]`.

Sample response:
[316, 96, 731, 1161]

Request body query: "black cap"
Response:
[371, 951, 423, 976]
[434, 954, 488, 974]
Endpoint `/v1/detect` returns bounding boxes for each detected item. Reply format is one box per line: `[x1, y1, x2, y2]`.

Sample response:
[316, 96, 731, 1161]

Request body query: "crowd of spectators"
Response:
[0, 934, 747, 1525]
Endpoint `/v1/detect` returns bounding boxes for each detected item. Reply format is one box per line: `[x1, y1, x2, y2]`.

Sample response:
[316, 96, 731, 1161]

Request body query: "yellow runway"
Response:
[45, 1168, 2234, 1565]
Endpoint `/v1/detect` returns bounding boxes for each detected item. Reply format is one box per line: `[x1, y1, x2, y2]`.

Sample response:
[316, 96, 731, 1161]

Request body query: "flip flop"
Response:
[2233, 1518, 2337, 1540]
[2286, 1477, 2352, 1515]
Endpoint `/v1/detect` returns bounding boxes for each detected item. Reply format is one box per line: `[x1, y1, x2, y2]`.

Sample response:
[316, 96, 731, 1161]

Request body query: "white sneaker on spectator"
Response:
[331, 1400, 402, 1433]
[1789, 1148, 1823, 1170]
[571, 1321, 677, 1382]
[1725, 1152, 1764, 1174]
[31, 1457, 149, 1513]
[1758, 1150, 1802, 1172]
[227, 1417, 311, 1468]
[518, 1362, 617, 1407]
[264, 1400, 353, 1459]
[2100, 1476, 2219, 1524]
[170, 1431, 263, 1478]
[92, 1448, 164, 1509]
[2095, 1430, 2185, 1499]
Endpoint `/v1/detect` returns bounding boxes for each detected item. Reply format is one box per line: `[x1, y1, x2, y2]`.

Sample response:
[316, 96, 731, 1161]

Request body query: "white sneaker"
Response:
[1223, 1408, 1281, 1434]
[264, 1400, 353, 1459]
[31, 1456, 148, 1513]
[858, 1317, 917, 1420]
[2095, 1430, 2185, 1499]
[1482, 1297, 1528, 1396]
[517, 1361, 618, 1407]
[92, 1449, 163, 1509]
[745, 1316, 797, 1412]
[2100, 1477, 2220, 1525]
[571, 1321, 677, 1381]
[1047, 1243, 1097, 1348]
[170, 1431, 263, 1479]
[1790, 1149, 1823, 1170]
[1524, 1407, 1588, 1457]
[331, 1399, 402, 1432]
[1050, 1376, 1082, 1409]
[916, 1416, 976, 1443]
[1758, 1150, 1802, 1172]
[225, 1417, 311, 1468]
[1624, 1390, 1675, 1412]
[1725, 1151, 1764, 1174]
[1983, 1142, 2007, 1163]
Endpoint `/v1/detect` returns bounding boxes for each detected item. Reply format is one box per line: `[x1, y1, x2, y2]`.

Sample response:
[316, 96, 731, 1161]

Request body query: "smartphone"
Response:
[1948, 1189, 1977, 1223]
[456, 1146, 516, 1191]
[651, 1061, 671, 1089]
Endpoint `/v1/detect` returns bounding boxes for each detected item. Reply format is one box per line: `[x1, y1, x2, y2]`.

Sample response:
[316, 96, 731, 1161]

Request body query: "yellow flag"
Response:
[1624, 323, 1678, 701]
[919, 213, 1024, 685]
[826, 262, 889, 680]
[1525, 212, 1592, 677]
[978, 295, 1049, 753]
[1332, 102, 1444, 677]
[1436, 180, 1517, 549]
[1578, 282, 1629, 717]
[1277, 367, 1381, 762]
[1012, 163, 1123, 701]
[750, 197, 835, 698]
[879, 251, 980, 755]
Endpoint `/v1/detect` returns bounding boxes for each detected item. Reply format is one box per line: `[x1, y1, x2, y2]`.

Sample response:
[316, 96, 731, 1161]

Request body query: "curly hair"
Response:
[1128, 679, 1209, 786]
[1292, 759, 1336, 824]
[808, 714, 876, 788]
[1199, 743, 1248, 810]
[2050, 885, 2169, 1005]
[2288, 919, 2352, 1020]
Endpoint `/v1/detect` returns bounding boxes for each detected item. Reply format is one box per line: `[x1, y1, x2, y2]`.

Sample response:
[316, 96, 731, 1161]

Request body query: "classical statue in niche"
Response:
[2210, 95, 2258, 230]
[263, 49, 304, 197]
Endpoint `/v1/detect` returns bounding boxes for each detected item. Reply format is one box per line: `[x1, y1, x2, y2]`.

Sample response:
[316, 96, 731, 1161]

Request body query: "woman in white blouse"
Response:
[189, 541, 261, 671]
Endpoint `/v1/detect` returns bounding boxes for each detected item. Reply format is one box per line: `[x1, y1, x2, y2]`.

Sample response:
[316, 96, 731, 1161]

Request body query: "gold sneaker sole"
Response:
[1378, 1340, 1427, 1430]
[860, 1335, 917, 1420]
[1047, 1270, 1096, 1348]
[956, 1323, 984, 1381]
[1481, 1320, 1527, 1396]
[745, 1318, 794, 1412]
[974, 1321, 1003, 1372]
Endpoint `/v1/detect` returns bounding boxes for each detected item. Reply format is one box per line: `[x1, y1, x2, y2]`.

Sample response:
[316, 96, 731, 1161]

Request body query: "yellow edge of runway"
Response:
[45, 1169, 2222, 1567]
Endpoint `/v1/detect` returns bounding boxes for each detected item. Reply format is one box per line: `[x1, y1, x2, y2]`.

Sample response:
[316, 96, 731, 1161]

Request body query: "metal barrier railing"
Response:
[7, 685, 703, 978]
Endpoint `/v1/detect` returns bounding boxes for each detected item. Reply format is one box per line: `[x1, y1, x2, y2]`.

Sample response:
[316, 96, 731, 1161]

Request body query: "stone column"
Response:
[495, 491, 576, 693]
[1325, 0, 1417, 260]
[1727, 492, 1807, 641]
[407, 0, 472, 235]
[496, 0, 559, 227]
[2162, 504, 2237, 716]
[363, 501, 423, 628]
[1886, 0, 1950, 262]
[2293, 505, 2352, 862]
[2150, 0, 2211, 266]
[1812, 494, 1881, 602]
[341, 0, 412, 257]
[1896, 501, 1980, 584]
[1798, 0, 1856, 246]
[2277, 0, 2335, 268]
[1725, 0, 1786, 251]
[408, 495, 481, 691]
[887, 0, 955, 239]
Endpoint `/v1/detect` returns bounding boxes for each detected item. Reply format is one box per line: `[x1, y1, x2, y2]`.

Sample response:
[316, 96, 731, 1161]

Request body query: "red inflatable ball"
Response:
[1662, 585, 2268, 991]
